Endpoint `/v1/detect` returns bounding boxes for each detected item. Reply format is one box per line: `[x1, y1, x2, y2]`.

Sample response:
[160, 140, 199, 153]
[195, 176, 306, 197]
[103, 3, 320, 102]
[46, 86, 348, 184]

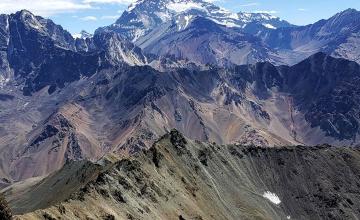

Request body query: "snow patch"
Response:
[176, 15, 194, 30]
[72, 31, 92, 39]
[72, 33, 82, 39]
[184, 15, 193, 29]
[209, 18, 240, 28]
[263, 191, 281, 205]
[167, 2, 205, 13]
[155, 12, 171, 22]
[127, 0, 145, 11]
[228, 13, 239, 20]
[263, 23, 276, 29]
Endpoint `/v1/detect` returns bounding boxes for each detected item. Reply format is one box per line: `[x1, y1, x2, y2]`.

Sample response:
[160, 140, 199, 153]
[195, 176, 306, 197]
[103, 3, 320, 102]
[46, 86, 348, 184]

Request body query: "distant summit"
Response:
[73, 30, 93, 39]
[98, 0, 293, 41]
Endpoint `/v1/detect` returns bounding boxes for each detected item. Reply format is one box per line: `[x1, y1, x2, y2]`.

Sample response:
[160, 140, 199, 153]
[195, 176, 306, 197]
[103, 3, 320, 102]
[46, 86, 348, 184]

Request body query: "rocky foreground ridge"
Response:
[3, 130, 359, 220]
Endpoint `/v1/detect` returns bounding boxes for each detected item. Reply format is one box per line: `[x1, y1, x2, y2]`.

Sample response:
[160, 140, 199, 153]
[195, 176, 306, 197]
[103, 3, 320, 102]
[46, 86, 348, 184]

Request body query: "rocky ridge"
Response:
[8, 130, 360, 220]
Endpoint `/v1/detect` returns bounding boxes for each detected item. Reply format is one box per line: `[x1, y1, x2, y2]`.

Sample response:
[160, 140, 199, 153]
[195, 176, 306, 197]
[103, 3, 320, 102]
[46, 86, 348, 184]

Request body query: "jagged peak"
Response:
[14, 9, 39, 21]
[293, 52, 360, 70]
[331, 8, 360, 20]
[307, 51, 360, 65]
[73, 30, 93, 39]
[238, 12, 278, 20]
[15, 9, 35, 16]
[294, 52, 330, 66]
[156, 129, 187, 146]
[307, 51, 328, 59]
[339, 8, 359, 14]
[109, 0, 292, 41]
[12, 9, 47, 31]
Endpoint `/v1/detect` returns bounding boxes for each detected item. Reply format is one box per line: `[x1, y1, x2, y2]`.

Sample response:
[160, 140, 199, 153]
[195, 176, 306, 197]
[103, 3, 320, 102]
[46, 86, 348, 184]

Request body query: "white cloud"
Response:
[101, 15, 119, 19]
[82, 0, 222, 5]
[82, 0, 133, 4]
[253, 10, 278, 14]
[239, 3, 259, 7]
[0, 0, 240, 22]
[80, 15, 97, 21]
[0, 0, 92, 16]
[298, 8, 308, 11]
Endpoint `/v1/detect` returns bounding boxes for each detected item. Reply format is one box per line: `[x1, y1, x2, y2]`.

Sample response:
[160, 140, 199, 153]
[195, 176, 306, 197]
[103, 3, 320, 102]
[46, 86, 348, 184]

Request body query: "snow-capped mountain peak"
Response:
[73, 30, 93, 39]
[99, 0, 292, 42]
[166, 0, 221, 14]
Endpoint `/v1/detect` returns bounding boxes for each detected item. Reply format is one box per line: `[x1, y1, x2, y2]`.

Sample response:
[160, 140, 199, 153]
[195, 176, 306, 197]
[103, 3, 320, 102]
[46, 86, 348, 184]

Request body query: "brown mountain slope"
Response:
[10, 130, 360, 220]
[3, 53, 360, 186]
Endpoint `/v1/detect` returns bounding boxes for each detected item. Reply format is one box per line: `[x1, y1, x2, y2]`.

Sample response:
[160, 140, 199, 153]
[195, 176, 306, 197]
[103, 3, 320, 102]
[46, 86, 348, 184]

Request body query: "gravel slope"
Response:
[11, 130, 360, 220]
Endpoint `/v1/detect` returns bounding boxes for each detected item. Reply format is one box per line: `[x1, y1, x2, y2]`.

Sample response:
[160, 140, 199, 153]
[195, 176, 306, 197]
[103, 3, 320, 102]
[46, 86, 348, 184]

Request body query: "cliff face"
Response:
[11, 131, 360, 220]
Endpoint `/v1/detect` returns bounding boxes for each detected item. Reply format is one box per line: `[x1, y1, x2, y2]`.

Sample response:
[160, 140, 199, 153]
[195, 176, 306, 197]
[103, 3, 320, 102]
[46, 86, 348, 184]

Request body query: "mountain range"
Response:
[98, 0, 360, 66]
[0, 0, 360, 219]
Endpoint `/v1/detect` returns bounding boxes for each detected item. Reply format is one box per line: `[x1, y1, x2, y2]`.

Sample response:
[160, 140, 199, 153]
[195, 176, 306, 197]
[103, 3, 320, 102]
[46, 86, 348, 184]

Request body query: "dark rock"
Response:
[30, 125, 59, 147]
[149, 147, 163, 168]
[103, 214, 115, 220]
[228, 146, 244, 159]
[98, 188, 109, 198]
[0, 94, 14, 101]
[112, 190, 126, 203]
[198, 149, 211, 166]
[179, 215, 186, 220]
[169, 129, 188, 155]
[118, 176, 132, 190]
[0, 194, 11, 220]
[43, 213, 56, 220]
[174, 110, 182, 122]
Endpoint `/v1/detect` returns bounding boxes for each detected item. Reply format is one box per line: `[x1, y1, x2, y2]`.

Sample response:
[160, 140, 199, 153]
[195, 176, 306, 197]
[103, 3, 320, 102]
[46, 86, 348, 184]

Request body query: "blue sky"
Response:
[1, 0, 360, 35]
